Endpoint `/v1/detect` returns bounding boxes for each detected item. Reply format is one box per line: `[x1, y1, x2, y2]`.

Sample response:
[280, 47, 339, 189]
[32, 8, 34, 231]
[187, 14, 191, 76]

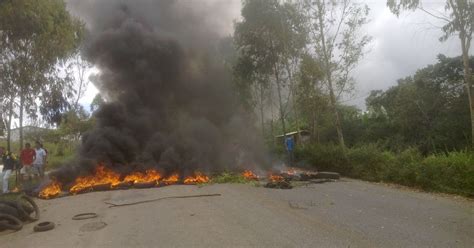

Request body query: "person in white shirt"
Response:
[33, 141, 47, 178]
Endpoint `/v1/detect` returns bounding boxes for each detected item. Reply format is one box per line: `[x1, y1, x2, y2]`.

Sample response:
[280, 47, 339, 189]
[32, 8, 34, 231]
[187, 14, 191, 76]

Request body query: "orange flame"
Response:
[70, 164, 121, 194]
[38, 181, 62, 199]
[162, 173, 179, 185]
[123, 169, 162, 184]
[242, 170, 258, 180]
[269, 174, 284, 182]
[184, 172, 209, 184]
[40, 162, 216, 199]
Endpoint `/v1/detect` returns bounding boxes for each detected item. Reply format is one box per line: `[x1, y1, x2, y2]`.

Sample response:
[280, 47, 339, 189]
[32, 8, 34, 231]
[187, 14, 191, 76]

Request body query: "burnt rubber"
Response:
[0, 214, 23, 231]
[16, 195, 40, 221]
[133, 181, 156, 188]
[0, 200, 34, 214]
[72, 212, 98, 220]
[33, 221, 55, 232]
[0, 203, 20, 218]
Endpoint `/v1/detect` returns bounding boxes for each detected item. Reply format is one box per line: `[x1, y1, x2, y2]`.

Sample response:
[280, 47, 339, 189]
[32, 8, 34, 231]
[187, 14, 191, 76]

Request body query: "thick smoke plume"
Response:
[53, 0, 266, 184]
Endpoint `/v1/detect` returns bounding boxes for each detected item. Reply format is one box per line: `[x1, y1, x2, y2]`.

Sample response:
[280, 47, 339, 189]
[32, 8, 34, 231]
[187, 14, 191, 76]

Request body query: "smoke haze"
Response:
[53, 0, 266, 184]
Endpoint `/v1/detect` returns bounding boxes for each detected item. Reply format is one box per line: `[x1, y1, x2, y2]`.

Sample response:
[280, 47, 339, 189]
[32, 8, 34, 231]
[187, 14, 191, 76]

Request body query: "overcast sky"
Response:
[78, 0, 472, 110]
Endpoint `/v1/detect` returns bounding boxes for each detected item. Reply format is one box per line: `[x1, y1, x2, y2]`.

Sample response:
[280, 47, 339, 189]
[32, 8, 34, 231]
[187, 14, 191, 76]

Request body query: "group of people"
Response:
[0, 141, 48, 193]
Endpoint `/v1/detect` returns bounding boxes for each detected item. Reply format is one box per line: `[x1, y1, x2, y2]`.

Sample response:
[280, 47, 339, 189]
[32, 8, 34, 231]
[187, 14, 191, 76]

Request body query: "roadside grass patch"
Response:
[210, 172, 258, 185]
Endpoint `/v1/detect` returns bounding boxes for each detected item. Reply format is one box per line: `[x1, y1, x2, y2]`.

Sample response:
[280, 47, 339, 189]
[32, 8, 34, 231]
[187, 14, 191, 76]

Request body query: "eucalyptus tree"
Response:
[303, 0, 372, 149]
[234, 0, 308, 142]
[0, 0, 83, 148]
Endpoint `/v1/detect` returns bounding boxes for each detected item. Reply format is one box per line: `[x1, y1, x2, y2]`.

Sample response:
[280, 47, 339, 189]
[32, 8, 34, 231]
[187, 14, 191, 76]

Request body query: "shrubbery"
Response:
[296, 144, 474, 197]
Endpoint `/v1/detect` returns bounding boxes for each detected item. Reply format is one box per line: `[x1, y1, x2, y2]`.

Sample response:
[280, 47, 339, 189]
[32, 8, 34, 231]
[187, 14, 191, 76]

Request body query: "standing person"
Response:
[285, 136, 295, 166]
[20, 143, 36, 181]
[40, 143, 48, 167]
[33, 141, 47, 178]
[1, 150, 17, 193]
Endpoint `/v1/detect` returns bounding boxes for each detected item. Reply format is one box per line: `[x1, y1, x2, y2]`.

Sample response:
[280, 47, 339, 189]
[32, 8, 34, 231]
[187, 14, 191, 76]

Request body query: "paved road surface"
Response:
[1, 179, 473, 247]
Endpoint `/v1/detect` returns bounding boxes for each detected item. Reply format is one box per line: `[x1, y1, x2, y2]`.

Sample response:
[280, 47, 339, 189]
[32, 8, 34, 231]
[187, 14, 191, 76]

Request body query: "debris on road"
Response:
[72, 213, 98, 220]
[0, 213, 23, 231]
[104, 193, 222, 208]
[33, 221, 55, 232]
[0, 194, 40, 232]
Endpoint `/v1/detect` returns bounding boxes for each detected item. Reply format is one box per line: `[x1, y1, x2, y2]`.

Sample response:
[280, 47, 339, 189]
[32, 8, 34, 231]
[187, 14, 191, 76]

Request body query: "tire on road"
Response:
[16, 195, 40, 221]
[0, 199, 34, 214]
[0, 203, 20, 218]
[72, 212, 98, 220]
[0, 214, 23, 231]
[33, 221, 55, 232]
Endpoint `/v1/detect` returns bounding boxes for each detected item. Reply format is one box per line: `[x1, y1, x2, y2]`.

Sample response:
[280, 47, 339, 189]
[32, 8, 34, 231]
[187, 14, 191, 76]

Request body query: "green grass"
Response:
[210, 172, 259, 186]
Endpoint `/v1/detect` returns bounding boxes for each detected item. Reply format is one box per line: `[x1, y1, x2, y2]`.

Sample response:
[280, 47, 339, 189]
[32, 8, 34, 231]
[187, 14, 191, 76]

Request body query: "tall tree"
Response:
[296, 54, 326, 143]
[234, 0, 307, 144]
[0, 0, 83, 148]
[0, 41, 19, 151]
[387, 0, 473, 145]
[304, 0, 372, 149]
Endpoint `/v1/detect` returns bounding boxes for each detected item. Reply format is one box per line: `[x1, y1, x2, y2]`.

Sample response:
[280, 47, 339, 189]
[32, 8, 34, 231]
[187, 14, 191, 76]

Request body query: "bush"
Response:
[295, 143, 474, 197]
[347, 144, 395, 182]
[386, 148, 422, 186]
[295, 143, 349, 173]
[418, 152, 474, 196]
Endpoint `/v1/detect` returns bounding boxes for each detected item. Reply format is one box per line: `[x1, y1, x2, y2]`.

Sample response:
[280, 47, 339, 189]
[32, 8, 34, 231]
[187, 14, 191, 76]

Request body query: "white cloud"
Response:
[346, 1, 466, 108]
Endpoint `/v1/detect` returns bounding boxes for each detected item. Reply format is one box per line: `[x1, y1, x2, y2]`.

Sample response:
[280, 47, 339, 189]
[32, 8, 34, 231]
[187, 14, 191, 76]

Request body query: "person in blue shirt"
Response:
[285, 136, 295, 166]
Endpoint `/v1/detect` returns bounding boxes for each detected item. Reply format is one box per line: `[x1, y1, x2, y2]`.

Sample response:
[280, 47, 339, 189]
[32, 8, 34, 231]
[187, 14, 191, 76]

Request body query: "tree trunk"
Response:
[259, 83, 266, 139]
[274, 64, 288, 147]
[6, 95, 14, 152]
[286, 62, 302, 144]
[311, 107, 316, 142]
[270, 89, 275, 148]
[316, 0, 346, 150]
[460, 33, 473, 145]
[311, 105, 320, 144]
[328, 84, 345, 148]
[19, 92, 24, 150]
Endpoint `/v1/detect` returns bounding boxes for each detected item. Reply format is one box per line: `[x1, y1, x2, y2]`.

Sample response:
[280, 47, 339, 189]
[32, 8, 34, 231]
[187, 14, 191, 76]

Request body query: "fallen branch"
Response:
[104, 193, 222, 208]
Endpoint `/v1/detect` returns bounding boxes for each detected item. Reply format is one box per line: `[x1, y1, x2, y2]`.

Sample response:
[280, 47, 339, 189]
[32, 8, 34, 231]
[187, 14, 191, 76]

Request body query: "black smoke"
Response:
[52, 0, 267, 184]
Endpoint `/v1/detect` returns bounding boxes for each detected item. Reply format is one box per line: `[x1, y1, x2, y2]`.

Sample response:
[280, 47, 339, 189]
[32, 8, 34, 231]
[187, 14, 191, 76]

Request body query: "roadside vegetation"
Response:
[0, 0, 472, 198]
[233, 0, 473, 197]
[294, 144, 473, 197]
[210, 172, 259, 186]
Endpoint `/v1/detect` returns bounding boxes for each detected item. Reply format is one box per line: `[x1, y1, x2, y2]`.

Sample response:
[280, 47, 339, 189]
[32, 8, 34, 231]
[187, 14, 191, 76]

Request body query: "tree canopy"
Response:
[0, 0, 84, 148]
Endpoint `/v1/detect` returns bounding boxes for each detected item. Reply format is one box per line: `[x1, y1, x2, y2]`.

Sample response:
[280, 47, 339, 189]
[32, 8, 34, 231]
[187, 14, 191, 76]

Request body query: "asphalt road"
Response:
[1, 179, 473, 247]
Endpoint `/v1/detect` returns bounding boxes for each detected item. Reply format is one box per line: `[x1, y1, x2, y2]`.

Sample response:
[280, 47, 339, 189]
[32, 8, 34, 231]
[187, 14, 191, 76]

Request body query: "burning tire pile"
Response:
[263, 169, 340, 189]
[38, 167, 340, 199]
[38, 164, 210, 199]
